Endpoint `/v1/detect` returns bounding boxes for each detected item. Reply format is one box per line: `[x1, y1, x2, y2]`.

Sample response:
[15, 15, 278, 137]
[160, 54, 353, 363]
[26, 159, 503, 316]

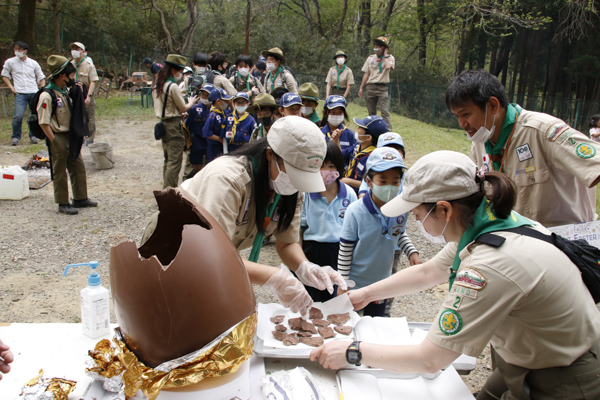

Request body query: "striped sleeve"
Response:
[337, 238, 356, 279]
[397, 232, 418, 258]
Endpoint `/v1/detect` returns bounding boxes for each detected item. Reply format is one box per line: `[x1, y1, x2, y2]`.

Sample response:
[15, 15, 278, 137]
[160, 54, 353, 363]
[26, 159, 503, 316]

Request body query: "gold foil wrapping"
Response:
[23, 369, 76, 400]
[87, 313, 257, 400]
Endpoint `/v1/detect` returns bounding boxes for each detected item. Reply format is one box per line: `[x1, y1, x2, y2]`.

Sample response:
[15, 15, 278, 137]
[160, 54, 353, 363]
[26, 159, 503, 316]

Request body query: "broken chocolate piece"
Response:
[270, 315, 285, 324]
[288, 317, 303, 330]
[318, 326, 335, 339]
[309, 307, 323, 320]
[327, 312, 350, 326]
[300, 320, 317, 334]
[334, 326, 352, 335]
[275, 324, 287, 332]
[299, 336, 324, 347]
[297, 331, 313, 337]
[312, 318, 330, 328]
[272, 330, 287, 341]
[282, 334, 299, 346]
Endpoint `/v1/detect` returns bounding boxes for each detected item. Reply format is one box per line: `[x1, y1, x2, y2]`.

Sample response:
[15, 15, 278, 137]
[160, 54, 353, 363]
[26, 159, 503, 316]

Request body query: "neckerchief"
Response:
[335, 64, 347, 89]
[374, 55, 384, 73]
[484, 104, 522, 171]
[269, 66, 283, 85]
[449, 198, 534, 290]
[210, 105, 226, 130]
[166, 77, 176, 84]
[237, 72, 251, 91]
[345, 144, 376, 178]
[309, 111, 320, 124]
[232, 111, 249, 143]
[46, 81, 72, 112]
[74, 56, 87, 81]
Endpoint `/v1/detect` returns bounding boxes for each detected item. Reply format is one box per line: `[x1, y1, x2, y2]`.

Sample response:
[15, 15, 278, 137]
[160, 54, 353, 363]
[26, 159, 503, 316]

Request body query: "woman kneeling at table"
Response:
[311, 150, 600, 400]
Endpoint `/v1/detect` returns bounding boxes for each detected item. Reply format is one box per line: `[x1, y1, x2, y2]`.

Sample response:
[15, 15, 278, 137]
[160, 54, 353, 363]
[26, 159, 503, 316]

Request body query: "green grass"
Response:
[95, 93, 155, 119]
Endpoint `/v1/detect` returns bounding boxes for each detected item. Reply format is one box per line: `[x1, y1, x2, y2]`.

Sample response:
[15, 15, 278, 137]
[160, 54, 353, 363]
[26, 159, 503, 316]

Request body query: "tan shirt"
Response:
[325, 66, 355, 88]
[37, 89, 70, 133]
[428, 227, 600, 369]
[179, 156, 302, 250]
[153, 81, 185, 119]
[470, 109, 600, 227]
[264, 68, 298, 94]
[361, 54, 395, 84]
[212, 73, 237, 95]
[229, 74, 265, 94]
[71, 58, 98, 87]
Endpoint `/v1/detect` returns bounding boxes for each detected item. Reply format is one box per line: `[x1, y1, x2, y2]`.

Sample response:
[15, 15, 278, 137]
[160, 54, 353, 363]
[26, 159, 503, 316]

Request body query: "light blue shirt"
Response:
[301, 182, 357, 243]
[340, 191, 408, 289]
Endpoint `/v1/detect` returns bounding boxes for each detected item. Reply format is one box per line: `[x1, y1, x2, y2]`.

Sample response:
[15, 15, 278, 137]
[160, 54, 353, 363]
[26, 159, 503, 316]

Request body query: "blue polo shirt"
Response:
[186, 102, 210, 148]
[321, 124, 356, 151]
[340, 191, 408, 289]
[301, 182, 357, 243]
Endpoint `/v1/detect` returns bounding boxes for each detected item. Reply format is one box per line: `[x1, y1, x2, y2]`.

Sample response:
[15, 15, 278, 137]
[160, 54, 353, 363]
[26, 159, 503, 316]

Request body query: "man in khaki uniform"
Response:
[262, 47, 298, 94]
[37, 55, 97, 215]
[325, 50, 354, 98]
[446, 70, 600, 227]
[70, 42, 99, 144]
[359, 37, 395, 129]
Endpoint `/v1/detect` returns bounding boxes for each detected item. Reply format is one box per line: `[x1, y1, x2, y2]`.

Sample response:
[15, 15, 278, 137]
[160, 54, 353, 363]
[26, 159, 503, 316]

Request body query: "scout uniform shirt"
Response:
[428, 227, 600, 370]
[179, 155, 302, 250]
[186, 102, 209, 148]
[264, 67, 298, 94]
[212, 72, 237, 96]
[37, 88, 70, 133]
[325, 65, 355, 90]
[71, 57, 99, 88]
[228, 111, 257, 153]
[343, 143, 376, 188]
[153, 81, 186, 119]
[322, 123, 356, 151]
[470, 107, 600, 227]
[361, 54, 396, 84]
[229, 74, 265, 94]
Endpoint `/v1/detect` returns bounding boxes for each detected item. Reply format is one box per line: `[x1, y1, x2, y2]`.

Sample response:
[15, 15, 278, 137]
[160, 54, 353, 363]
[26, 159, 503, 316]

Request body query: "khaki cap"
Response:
[373, 36, 390, 48]
[70, 42, 85, 51]
[47, 55, 70, 77]
[163, 54, 187, 69]
[247, 93, 278, 114]
[381, 151, 480, 217]
[334, 50, 347, 60]
[267, 116, 327, 193]
[298, 83, 319, 102]
[261, 47, 286, 64]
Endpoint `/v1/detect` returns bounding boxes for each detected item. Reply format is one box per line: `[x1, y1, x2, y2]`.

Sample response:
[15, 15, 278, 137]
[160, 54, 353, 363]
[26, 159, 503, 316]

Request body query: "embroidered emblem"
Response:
[547, 123, 569, 141]
[56, 98, 63, 108]
[338, 211, 345, 218]
[576, 143, 596, 159]
[516, 144, 533, 162]
[342, 199, 350, 207]
[396, 215, 405, 225]
[450, 285, 477, 299]
[392, 229, 401, 236]
[515, 169, 525, 175]
[452, 296, 463, 310]
[525, 166, 536, 173]
[384, 135, 394, 141]
[439, 309, 462, 335]
[568, 137, 578, 147]
[482, 154, 491, 171]
[455, 267, 487, 290]
[383, 152, 396, 160]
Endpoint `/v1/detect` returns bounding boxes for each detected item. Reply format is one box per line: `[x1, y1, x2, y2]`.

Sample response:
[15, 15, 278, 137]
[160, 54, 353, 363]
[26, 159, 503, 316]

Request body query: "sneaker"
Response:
[71, 198, 98, 208]
[58, 204, 79, 215]
[11, 138, 19, 146]
[30, 137, 39, 144]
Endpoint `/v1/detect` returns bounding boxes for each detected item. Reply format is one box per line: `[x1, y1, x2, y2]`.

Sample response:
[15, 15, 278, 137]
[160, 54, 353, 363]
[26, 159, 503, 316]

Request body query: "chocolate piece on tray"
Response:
[318, 326, 335, 339]
[327, 312, 350, 326]
[275, 324, 287, 332]
[312, 318, 330, 327]
[272, 330, 287, 341]
[283, 334, 299, 346]
[299, 336, 324, 347]
[288, 317, 303, 330]
[334, 326, 352, 335]
[309, 307, 323, 320]
[270, 315, 285, 324]
[300, 320, 318, 334]
[297, 331, 313, 337]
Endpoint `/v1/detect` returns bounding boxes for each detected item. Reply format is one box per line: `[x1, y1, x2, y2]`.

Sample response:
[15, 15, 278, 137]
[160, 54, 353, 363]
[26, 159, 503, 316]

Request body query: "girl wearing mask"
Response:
[230, 54, 265, 101]
[325, 50, 354, 99]
[320, 95, 356, 151]
[153, 54, 198, 188]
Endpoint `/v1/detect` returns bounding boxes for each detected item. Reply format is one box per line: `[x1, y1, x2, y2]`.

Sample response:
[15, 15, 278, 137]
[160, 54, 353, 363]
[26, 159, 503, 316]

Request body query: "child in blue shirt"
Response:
[338, 147, 415, 317]
[202, 87, 233, 162]
[320, 95, 356, 151]
[227, 92, 257, 153]
[301, 141, 357, 302]
[186, 83, 214, 171]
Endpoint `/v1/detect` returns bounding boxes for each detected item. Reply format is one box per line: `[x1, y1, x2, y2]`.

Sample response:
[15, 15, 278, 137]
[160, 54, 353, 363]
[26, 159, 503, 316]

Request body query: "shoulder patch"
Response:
[454, 267, 487, 290]
[439, 309, 462, 335]
[547, 123, 570, 141]
[576, 143, 596, 159]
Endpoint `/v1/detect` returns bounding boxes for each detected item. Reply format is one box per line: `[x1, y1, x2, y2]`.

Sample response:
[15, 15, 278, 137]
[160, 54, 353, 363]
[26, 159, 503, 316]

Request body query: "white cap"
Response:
[70, 42, 85, 51]
[267, 116, 327, 193]
[381, 151, 480, 217]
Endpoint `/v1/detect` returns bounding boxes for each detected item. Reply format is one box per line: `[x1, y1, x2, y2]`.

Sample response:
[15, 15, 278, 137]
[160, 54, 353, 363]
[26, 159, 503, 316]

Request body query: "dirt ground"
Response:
[0, 110, 491, 393]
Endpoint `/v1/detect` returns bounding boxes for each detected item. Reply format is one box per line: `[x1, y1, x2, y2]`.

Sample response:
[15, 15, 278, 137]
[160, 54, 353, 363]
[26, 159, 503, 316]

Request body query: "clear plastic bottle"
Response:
[63, 261, 111, 338]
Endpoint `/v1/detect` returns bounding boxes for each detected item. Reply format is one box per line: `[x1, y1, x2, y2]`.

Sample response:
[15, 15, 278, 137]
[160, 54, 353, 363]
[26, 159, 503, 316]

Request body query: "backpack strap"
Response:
[162, 82, 173, 120]
[476, 227, 554, 248]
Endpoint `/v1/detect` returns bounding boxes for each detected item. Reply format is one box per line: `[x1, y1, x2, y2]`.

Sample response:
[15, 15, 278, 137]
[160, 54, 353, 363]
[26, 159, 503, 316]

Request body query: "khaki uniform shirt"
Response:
[153, 81, 185, 119]
[361, 54, 395, 84]
[179, 155, 302, 250]
[37, 89, 70, 133]
[429, 227, 600, 369]
[325, 66, 355, 88]
[470, 109, 600, 227]
[264, 68, 298, 94]
[71, 58, 99, 88]
[229, 74, 265, 94]
[212, 73, 237, 96]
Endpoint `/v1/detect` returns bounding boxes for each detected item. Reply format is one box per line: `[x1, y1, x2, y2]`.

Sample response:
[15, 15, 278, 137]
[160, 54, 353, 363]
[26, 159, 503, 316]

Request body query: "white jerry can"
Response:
[0, 165, 30, 200]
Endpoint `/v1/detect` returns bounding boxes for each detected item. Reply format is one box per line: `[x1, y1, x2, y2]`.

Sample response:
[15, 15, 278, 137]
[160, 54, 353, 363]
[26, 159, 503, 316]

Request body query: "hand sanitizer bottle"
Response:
[63, 261, 111, 338]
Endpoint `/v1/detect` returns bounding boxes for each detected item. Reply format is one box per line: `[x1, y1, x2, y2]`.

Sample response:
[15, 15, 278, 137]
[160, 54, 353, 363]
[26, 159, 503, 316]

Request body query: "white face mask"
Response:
[416, 206, 448, 244]
[174, 72, 183, 82]
[266, 62, 277, 72]
[15, 51, 25, 58]
[328, 115, 344, 126]
[271, 160, 298, 195]
[235, 105, 248, 114]
[301, 106, 314, 116]
[200, 98, 211, 105]
[374, 47, 381, 54]
[238, 68, 249, 77]
[218, 100, 229, 111]
[71, 50, 82, 59]
[195, 66, 206, 74]
[336, 57, 345, 65]
[469, 106, 496, 143]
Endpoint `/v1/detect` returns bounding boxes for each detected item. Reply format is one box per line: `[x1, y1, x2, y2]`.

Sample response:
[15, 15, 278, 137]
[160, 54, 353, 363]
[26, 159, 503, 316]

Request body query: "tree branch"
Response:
[332, 0, 349, 41]
[151, 0, 174, 53]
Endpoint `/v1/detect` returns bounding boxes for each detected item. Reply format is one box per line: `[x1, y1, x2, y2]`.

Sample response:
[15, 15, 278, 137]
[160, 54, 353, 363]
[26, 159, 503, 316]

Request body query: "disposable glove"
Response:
[295, 261, 353, 294]
[263, 264, 313, 317]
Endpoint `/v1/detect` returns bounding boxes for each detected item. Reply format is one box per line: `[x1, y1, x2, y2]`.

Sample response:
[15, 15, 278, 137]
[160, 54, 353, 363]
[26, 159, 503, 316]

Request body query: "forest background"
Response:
[1, 0, 599, 129]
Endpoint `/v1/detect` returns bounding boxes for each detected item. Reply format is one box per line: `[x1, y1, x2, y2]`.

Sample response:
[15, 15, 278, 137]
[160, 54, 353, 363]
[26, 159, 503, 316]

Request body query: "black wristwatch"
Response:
[346, 341, 362, 366]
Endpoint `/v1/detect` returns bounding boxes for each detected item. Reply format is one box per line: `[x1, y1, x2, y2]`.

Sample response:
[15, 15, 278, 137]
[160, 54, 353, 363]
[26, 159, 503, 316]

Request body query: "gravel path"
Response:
[0, 113, 490, 393]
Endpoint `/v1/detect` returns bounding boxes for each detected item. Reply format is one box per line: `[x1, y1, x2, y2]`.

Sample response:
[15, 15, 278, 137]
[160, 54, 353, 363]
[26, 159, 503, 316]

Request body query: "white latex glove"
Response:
[263, 265, 313, 317]
[295, 261, 351, 294]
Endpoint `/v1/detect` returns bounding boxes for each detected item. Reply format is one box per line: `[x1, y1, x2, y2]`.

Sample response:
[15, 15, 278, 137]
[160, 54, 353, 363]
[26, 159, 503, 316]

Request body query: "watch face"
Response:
[347, 350, 359, 363]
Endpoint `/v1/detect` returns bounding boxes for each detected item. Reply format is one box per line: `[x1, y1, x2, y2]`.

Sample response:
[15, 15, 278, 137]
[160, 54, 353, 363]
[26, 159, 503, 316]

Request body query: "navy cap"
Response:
[233, 92, 250, 102]
[377, 132, 404, 150]
[366, 147, 406, 174]
[280, 92, 302, 108]
[143, 57, 152, 64]
[208, 87, 233, 102]
[200, 83, 215, 93]
[353, 115, 388, 136]
[325, 95, 347, 110]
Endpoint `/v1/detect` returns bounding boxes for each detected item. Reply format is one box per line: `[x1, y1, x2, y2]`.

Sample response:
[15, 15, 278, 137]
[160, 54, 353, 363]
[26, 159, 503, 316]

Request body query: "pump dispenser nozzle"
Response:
[63, 261, 101, 286]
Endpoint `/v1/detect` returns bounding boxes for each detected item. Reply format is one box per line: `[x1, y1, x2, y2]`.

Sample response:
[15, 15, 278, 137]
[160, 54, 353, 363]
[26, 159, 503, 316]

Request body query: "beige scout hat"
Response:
[261, 47, 286, 64]
[381, 151, 480, 217]
[164, 54, 187, 69]
[333, 50, 347, 60]
[70, 42, 85, 50]
[267, 116, 327, 193]
[298, 83, 319, 102]
[373, 36, 390, 48]
[247, 93, 278, 114]
[47, 55, 70, 78]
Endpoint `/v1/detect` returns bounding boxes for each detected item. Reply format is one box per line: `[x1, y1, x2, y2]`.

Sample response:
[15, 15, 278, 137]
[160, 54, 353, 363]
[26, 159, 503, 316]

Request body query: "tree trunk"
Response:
[417, 0, 426, 65]
[526, 29, 543, 109]
[332, 0, 348, 42]
[508, 31, 522, 99]
[382, 0, 396, 31]
[361, 0, 372, 54]
[15, 0, 37, 53]
[516, 29, 530, 104]
[456, 18, 477, 74]
[488, 38, 498, 74]
[52, 1, 61, 53]
[476, 29, 487, 69]
[496, 35, 513, 86]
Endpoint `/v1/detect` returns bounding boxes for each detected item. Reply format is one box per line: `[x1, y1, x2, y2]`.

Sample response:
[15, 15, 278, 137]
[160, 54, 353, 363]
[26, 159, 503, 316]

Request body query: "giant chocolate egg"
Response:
[109, 188, 256, 368]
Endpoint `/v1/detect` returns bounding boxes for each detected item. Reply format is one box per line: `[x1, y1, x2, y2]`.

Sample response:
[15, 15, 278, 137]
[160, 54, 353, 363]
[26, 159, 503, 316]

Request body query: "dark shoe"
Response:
[30, 137, 39, 144]
[11, 138, 19, 146]
[58, 204, 78, 215]
[71, 198, 98, 208]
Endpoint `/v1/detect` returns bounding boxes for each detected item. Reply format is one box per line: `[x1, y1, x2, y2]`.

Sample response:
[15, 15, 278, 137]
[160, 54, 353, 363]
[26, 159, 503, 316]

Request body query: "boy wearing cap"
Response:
[298, 83, 321, 124]
[326, 50, 354, 98]
[230, 54, 264, 100]
[263, 47, 298, 94]
[321, 95, 355, 151]
[248, 93, 280, 139]
[203, 87, 233, 161]
[70, 42, 99, 144]
[186, 83, 214, 174]
[279, 92, 302, 117]
[358, 36, 395, 129]
[207, 51, 237, 96]
[227, 92, 257, 152]
[37, 55, 97, 215]
[337, 147, 408, 316]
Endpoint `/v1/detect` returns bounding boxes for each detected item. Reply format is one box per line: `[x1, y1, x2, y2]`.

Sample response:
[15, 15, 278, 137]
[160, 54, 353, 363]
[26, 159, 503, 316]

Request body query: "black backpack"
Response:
[281, 66, 299, 88]
[476, 226, 600, 304]
[188, 75, 206, 95]
[28, 88, 58, 140]
[200, 70, 215, 85]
